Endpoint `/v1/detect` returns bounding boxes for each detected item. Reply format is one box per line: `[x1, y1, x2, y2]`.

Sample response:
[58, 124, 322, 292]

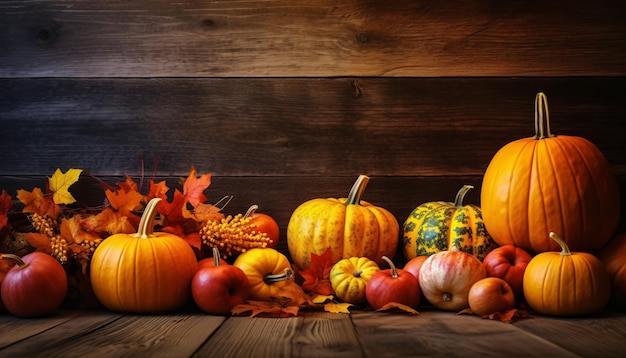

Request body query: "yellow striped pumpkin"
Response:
[402, 185, 497, 262]
[287, 175, 399, 270]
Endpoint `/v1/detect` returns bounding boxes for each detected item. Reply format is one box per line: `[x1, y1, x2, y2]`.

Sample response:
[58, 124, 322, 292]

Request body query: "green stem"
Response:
[549, 232, 572, 256]
[345, 175, 370, 206]
[533, 92, 554, 140]
[381, 255, 398, 279]
[135, 197, 161, 238]
[1, 253, 27, 268]
[263, 268, 294, 284]
[453, 185, 474, 207]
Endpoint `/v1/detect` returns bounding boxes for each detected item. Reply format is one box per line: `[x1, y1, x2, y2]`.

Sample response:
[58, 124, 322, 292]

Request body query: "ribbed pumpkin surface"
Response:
[402, 185, 497, 262]
[481, 93, 620, 254]
[287, 175, 399, 270]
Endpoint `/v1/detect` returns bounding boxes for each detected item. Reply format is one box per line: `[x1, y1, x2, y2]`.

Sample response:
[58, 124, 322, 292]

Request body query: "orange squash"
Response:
[481, 92, 620, 253]
[287, 175, 399, 270]
[233, 248, 296, 301]
[596, 232, 626, 308]
[523, 232, 611, 316]
[90, 198, 198, 313]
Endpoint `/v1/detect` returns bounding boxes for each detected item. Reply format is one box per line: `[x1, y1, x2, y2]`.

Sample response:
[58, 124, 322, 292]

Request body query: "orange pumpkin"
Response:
[90, 198, 198, 313]
[481, 92, 620, 253]
[287, 175, 399, 270]
[232, 248, 297, 301]
[523, 232, 611, 316]
[596, 232, 626, 308]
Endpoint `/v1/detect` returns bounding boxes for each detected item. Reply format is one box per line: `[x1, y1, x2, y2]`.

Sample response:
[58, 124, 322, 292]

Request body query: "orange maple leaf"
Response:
[182, 166, 212, 207]
[60, 216, 102, 245]
[0, 189, 12, 231]
[82, 208, 137, 235]
[116, 175, 139, 193]
[16, 187, 61, 219]
[105, 188, 144, 216]
[147, 179, 169, 201]
[231, 299, 300, 318]
[23, 232, 52, 254]
[299, 248, 335, 296]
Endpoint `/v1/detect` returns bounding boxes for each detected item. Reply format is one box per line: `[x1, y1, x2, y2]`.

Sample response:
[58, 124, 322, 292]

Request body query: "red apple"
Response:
[403, 255, 429, 306]
[365, 256, 420, 310]
[482, 245, 532, 299]
[1, 252, 68, 317]
[468, 277, 516, 316]
[245, 205, 280, 249]
[192, 257, 250, 315]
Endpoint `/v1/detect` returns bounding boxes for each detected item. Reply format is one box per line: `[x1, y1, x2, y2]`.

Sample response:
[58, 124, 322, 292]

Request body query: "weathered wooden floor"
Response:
[0, 307, 624, 357]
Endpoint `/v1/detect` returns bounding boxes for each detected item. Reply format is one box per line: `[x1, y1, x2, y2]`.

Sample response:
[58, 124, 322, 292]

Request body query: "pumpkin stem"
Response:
[442, 292, 452, 302]
[243, 204, 259, 219]
[453, 185, 474, 207]
[381, 255, 398, 279]
[549, 232, 572, 256]
[135, 198, 161, 238]
[353, 269, 363, 278]
[263, 268, 294, 284]
[1, 253, 28, 268]
[212, 247, 222, 266]
[345, 175, 370, 206]
[533, 92, 554, 140]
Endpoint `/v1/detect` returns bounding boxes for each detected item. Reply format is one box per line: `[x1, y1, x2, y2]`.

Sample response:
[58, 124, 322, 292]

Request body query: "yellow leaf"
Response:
[48, 168, 83, 204]
[312, 294, 334, 304]
[324, 302, 354, 314]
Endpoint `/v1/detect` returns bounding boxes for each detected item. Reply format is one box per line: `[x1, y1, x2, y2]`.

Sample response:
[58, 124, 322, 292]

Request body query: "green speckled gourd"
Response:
[402, 185, 497, 262]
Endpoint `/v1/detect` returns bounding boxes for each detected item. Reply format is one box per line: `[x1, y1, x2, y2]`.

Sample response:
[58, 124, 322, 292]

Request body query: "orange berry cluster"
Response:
[200, 214, 273, 259]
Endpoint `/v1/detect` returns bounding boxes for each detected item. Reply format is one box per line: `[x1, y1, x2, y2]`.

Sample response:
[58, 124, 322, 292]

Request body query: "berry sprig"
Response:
[200, 213, 273, 259]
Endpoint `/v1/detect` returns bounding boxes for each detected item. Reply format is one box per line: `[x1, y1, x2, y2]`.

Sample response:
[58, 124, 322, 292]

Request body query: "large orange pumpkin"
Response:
[90, 198, 198, 313]
[287, 175, 399, 270]
[481, 92, 620, 253]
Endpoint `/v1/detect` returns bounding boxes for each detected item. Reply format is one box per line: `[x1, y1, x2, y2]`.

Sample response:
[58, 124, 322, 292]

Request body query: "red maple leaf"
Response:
[0, 189, 12, 231]
[299, 248, 335, 296]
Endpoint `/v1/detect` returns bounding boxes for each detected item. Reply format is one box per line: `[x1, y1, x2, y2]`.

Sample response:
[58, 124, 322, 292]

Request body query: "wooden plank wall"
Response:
[1, 1, 626, 257]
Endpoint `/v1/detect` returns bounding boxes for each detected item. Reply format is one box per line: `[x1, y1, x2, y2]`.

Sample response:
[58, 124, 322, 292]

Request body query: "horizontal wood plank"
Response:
[1, 77, 625, 177]
[1, 1, 625, 77]
[0, 311, 226, 357]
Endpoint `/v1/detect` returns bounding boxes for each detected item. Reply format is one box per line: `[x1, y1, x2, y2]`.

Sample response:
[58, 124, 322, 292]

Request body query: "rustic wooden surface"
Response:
[0, 308, 624, 357]
[1, 1, 625, 77]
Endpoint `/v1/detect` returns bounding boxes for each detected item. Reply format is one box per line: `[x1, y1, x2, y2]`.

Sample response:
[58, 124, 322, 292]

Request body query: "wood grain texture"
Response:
[0, 311, 226, 357]
[1, 77, 625, 177]
[1, 1, 625, 77]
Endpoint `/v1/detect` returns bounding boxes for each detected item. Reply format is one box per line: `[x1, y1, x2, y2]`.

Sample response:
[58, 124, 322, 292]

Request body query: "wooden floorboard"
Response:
[1, 308, 624, 357]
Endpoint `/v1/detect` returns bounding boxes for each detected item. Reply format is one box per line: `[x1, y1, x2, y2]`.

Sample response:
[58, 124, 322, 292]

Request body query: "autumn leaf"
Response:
[458, 308, 530, 323]
[376, 302, 419, 314]
[324, 302, 355, 314]
[0, 189, 12, 231]
[182, 166, 212, 207]
[82, 208, 137, 235]
[299, 248, 335, 296]
[231, 299, 301, 318]
[105, 188, 144, 216]
[17, 187, 61, 219]
[116, 175, 139, 193]
[48, 168, 82, 205]
[271, 282, 310, 306]
[182, 202, 224, 223]
[23, 232, 52, 254]
[60, 216, 102, 245]
[147, 179, 169, 201]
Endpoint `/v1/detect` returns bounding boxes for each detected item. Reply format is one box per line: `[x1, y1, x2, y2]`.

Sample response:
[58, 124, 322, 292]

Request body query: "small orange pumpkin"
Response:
[233, 248, 296, 301]
[523, 232, 611, 316]
[90, 198, 198, 313]
[481, 93, 620, 253]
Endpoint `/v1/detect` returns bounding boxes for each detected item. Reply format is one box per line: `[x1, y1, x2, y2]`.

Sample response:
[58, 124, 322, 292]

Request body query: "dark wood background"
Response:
[2, 1, 625, 256]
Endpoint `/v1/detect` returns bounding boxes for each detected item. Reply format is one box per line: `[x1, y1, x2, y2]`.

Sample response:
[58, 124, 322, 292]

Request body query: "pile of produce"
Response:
[0, 92, 624, 318]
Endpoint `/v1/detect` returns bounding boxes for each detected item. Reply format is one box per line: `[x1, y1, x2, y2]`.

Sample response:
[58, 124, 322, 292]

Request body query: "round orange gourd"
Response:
[90, 198, 198, 313]
[233, 248, 296, 301]
[329, 257, 380, 305]
[596, 232, 626, 308]
[523, 232, 611, 316]
[481, 92, 620, 254]
[287, 175, 399, 270]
